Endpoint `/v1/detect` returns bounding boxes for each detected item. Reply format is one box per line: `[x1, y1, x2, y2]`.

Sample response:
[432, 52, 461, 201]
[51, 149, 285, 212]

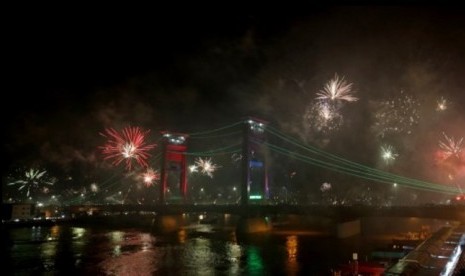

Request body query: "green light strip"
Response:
[266, 126, 454, 191]
[183, 143, 242, 155]
[266, 142, 457, 194]
[189, 130, 242, 139]
[268, 143, 452, 194]
[188, 121, 243, 136]
[185, 149, 242, 157]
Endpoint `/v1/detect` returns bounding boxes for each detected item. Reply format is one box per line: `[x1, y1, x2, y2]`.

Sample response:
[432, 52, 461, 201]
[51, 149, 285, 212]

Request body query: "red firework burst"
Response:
[100, 126, 156, 170]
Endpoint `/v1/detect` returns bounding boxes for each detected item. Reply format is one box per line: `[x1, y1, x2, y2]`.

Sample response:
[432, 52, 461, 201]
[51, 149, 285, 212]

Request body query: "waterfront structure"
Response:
[3, 203, 34, 220]
[384, 224, 465, 275]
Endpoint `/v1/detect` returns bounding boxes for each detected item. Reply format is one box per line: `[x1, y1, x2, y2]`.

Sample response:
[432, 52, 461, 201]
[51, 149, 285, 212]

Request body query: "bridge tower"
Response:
[159, 132, 189, 204]
[241, 117, 269, 206]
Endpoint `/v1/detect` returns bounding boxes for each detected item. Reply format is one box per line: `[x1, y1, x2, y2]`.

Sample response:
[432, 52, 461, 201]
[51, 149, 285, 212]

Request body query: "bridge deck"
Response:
[66, 204, 465, 220]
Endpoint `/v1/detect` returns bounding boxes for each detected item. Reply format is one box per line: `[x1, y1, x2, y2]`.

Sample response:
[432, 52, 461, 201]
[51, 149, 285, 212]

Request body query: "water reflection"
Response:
[178, 228, 187, 244]
[48, 225, 60, 240]
[108, 231, 124, 256]
[7, 218, 437, 275]
[31, 226, 44, 241]
[226, 241, 242, 274]
[72, 227, 86, 239]
[246, 246, 264, 275]
[286, 235, 299, 275]
[41, 226, 58, 271]
[185, 237, 216, 275]
[6, 225, 322, 275]
[100, 231, 157, 275]
[108, 230, 124, 243]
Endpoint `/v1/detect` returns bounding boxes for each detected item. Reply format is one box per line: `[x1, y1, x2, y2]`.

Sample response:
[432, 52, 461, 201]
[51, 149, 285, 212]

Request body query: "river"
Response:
[2, 216, 452, 275]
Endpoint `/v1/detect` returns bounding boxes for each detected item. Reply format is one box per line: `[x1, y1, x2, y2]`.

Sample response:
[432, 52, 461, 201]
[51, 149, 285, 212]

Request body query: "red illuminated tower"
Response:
[159, 132, 189, 204]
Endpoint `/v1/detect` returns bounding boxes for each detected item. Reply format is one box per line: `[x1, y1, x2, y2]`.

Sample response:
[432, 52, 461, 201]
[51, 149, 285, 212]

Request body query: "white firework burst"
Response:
[90, 183, 99, 193]
[141, 168, 160, 187]
[380, 145, 399, 165]
[316, 74, 358, 102]
[439, 132, 463, 159]
[8, 168, 55, 197]
[436, 97, 448, 111]
[320, 182, 332, 192]
[194, 157, 221, 178]
[189, 165, 198, 173]
[372, 90, 420, 138]
[303, 101, 343, 133]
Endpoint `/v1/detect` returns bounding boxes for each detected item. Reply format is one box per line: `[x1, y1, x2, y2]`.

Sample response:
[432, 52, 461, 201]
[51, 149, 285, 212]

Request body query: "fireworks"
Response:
[303, 74, 358, 136]
[100, 126, 156, 171]
[372, 90, 420, 138]
[380, 144, 398, 165]
[141, 168, 160, 187]
[8, 168, 55, 197]
[436, 97, 448, 111]
[320, 182, 332, 192]
[303, 101, 343, 133]
[231, 153, 242, 163]
[194, 157, 221, 178]
[90, 183, 99, 193]
[439, 132, 463, 160]
[315, 74, 358, 102]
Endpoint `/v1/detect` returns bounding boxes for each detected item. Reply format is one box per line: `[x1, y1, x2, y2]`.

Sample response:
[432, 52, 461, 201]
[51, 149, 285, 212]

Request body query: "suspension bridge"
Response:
[59, 117, 464, 208]
[89, 117, 460, 205]
[61, 117, 464, 225]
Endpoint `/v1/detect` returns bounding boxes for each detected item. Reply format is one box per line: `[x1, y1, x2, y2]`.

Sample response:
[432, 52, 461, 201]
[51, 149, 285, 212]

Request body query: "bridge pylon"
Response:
[241, 117, 269, 206]
[159, 132, 189, 204]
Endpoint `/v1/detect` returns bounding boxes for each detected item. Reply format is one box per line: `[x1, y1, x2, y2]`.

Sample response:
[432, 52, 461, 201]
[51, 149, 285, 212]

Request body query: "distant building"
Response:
[10, 203, 34, 220]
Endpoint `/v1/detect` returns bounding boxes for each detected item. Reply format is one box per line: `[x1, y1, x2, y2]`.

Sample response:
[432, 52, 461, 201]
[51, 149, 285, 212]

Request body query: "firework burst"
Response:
[439, 132, 463, 160]
[436, 97, 448, 111]
[303, 101, 343, 133]
[320, 182, 332, 192]
[372, 90, 420, 138]
[8, 168, 55, 197]
[90, 183, 99, 193]
[189, 165, 198, 173]
[231, 153, 242, 163]
[100, 126, 156, 171]
[141, 168, 160, 187]
[316, 74, 358, 102]
[380, 144, 398, 165]
[194, 157, 221, 178]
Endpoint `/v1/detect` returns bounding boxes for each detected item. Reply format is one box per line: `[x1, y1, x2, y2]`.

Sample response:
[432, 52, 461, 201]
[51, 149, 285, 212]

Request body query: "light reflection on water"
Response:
[7, 219, 430, 275]
[4, 224, 342, 275]
[286, 235, 299, 276]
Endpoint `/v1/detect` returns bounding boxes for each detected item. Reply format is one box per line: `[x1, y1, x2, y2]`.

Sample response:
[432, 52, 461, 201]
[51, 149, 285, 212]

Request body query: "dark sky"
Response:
[4, 4, 465, 200]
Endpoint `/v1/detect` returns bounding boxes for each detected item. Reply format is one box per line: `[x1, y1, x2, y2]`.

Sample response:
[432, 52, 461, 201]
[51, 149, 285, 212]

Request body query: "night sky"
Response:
[4, 5, 465, 203]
